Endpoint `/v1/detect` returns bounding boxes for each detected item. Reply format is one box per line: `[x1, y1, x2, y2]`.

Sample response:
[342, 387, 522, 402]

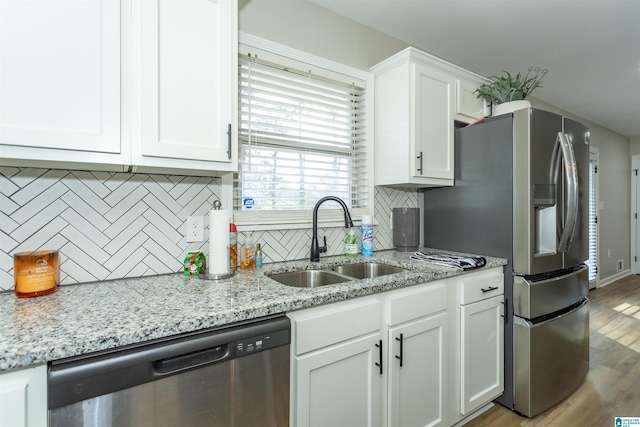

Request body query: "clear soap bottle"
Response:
[240, 232, 256, 269]
[345, 228, 359, 258]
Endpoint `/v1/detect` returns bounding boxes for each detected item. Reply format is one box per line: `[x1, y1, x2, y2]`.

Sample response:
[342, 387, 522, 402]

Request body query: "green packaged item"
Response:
[184, 251, 207, 276]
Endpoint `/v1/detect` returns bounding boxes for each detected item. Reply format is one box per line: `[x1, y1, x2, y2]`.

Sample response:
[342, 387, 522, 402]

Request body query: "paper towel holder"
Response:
[202, 200, 235, 281]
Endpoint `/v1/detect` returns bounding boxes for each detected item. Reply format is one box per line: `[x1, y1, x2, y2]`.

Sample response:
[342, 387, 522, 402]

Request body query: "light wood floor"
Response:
[464, 274, 640, 426]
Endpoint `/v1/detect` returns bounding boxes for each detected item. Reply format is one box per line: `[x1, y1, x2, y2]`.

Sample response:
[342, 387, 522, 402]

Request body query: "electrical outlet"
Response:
[186, 216, 204, 242]
[617, 259, 624, 272]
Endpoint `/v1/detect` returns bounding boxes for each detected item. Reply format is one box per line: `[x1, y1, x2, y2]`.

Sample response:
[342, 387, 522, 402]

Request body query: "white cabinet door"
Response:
[0, 0, 123, 165]
[460, 294, 504, 414]
[294, 333, 382, 427]
[412, 63, 455, 182]
[387, 313, 448, 427]
[456, 79, 487, 123]
[0, 365, 47, 427]
[372, 48, 456, 188]
[135, 0, 237, 172]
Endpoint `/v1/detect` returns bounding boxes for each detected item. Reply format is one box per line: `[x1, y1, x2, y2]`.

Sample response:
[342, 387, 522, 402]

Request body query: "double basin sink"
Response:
[267, 262, 409, 288]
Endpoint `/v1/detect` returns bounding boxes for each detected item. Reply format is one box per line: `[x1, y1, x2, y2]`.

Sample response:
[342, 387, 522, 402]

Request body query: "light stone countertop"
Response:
[0, 249, 506, 372]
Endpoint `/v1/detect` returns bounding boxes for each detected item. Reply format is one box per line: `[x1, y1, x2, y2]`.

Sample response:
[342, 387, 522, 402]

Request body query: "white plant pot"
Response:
[492, 100, 531, 116]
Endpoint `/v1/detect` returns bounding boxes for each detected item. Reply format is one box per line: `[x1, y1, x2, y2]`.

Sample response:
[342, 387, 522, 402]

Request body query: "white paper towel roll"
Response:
[208, 209, 231, 275]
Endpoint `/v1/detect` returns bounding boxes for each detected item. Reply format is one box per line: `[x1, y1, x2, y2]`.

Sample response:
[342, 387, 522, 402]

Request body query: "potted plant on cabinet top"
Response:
[475, 66, 547, 116]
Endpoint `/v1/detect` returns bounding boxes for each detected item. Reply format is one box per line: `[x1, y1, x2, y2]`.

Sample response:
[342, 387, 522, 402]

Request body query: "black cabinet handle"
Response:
[417, 151, 423, 175]
[375, 340, 383, 375]
[395, 334, 404, 367]
[481, 286, 499, 293]
[503, 299, 508, 324]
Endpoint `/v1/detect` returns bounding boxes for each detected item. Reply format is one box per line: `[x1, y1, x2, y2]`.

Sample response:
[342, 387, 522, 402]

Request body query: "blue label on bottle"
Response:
[362, 225, 373, 256]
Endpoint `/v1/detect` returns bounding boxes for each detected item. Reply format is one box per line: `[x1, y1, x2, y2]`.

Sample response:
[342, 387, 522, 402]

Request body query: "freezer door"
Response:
[513, 298, 589, 417]
[513, 264, 588, 319]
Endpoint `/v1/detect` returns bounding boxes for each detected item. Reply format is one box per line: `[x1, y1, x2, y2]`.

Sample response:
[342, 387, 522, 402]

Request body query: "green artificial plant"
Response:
[475, 66, 547, 104]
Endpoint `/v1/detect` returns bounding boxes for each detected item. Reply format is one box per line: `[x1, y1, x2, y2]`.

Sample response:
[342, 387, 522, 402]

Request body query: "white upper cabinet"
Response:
[0, 0, 238, 175]
[371, 47, 487, 188]
[456, 79, 488, 123]
[0, 0, 126, 168]
[133, 0, 237, 173]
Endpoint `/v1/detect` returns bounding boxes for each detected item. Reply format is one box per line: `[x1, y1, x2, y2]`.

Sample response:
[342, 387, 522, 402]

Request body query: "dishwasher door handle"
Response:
[153, 344, 230, 375]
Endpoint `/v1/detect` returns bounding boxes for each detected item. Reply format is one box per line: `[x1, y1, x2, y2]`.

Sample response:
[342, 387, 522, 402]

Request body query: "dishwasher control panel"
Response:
[235, 328, 290, 356]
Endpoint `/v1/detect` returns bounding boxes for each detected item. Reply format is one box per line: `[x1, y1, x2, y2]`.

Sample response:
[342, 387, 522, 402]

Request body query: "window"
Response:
[231, 40, 370, 227]
[587, 149, 599, 286]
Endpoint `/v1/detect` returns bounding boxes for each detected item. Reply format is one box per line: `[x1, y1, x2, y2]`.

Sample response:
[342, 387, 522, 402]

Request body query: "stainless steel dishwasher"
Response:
[48, 315, 290, 427]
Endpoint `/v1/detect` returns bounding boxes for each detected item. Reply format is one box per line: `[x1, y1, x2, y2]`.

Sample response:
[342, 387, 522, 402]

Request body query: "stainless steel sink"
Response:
[268, 270, 351, 288]
[331, 262, 408, 279]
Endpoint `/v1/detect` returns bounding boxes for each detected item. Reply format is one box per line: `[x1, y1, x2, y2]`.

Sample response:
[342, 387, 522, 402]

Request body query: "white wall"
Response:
[238, 0, 409, 71]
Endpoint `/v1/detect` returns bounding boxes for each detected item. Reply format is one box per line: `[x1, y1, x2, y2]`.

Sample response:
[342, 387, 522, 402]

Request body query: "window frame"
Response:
[223, 33, 374, 230]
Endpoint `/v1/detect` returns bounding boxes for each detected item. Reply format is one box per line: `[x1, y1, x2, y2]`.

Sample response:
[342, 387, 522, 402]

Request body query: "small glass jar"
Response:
[14, 250, 59, 298]
[240, 232, 256, 269]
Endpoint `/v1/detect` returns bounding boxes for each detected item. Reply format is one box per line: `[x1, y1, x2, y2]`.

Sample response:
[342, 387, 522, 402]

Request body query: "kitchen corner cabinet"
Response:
[287, 280, 448, 427]
[0, 0, 238, 176]
[371, 47, 487, 188]
[448, 267, 504, 425]
[0, 365, 47, 427]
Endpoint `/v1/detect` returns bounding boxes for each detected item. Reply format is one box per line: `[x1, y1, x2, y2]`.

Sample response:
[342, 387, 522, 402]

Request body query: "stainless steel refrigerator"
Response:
[423, 108, 590, 417]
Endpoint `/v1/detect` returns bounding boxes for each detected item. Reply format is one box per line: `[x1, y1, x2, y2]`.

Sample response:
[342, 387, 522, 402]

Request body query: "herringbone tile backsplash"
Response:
[0, 166, 418, 291]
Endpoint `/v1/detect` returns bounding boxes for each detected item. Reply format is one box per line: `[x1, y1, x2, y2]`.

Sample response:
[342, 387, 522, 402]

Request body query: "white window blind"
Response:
[234, 52, 368, 225]
[587, 155, 598, 283]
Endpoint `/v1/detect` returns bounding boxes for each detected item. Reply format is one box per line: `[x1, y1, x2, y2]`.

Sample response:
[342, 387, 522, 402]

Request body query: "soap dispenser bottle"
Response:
[240, 232, 256, 269]
[344, 228, 359, 258]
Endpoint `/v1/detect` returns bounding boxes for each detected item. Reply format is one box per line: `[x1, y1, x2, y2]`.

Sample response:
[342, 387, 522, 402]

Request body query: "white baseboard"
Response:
[598, 269, 632, 288]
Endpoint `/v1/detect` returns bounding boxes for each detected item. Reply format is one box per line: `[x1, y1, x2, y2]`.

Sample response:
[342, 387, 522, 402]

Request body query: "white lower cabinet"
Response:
[460, 295, 504, 414]
[448, 267, 504, 425]
[0, 365, 47, 427]
[288, 280, 448, 427]
[295, 333, 383, 427]
[387, 313, 448, 427]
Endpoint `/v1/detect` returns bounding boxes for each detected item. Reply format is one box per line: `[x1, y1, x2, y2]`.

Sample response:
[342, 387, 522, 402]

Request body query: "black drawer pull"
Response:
[395, 334, 404, 367]
[375, 340, 383, 375]
[481, 286, 499, 293]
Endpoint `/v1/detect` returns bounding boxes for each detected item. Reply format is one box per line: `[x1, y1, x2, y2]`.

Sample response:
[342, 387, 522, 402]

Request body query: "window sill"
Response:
[233, 208, 371, 232]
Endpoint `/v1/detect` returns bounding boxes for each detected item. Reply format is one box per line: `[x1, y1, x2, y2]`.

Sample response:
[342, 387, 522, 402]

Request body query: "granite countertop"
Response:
[0, 249, 506, 372]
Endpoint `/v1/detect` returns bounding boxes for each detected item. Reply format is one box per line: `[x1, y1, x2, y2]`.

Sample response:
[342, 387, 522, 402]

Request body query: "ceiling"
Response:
[309, 0, 640, 138]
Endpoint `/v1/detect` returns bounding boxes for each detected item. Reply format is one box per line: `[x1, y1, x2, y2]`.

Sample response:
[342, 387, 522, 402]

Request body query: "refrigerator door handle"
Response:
[556, 132, 579, 252]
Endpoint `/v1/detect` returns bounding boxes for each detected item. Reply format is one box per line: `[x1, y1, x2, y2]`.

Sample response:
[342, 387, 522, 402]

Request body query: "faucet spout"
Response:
[310, 196, 354, 262]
